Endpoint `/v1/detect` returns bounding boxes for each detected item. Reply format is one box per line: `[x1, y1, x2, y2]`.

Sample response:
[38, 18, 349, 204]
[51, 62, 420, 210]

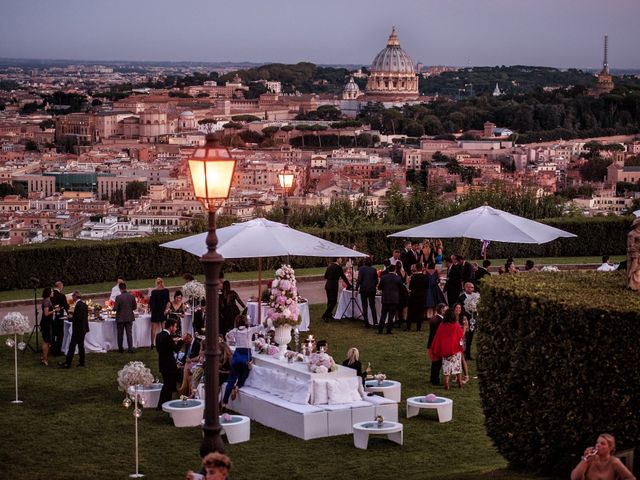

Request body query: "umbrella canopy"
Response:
[161, 218, 367, 259]
[388, 205, 577, 244]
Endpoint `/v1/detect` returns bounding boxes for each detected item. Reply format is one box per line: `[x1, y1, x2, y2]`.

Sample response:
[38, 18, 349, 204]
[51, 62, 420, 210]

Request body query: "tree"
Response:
[404, 121, 425, 138]
[0, 183, 19, 197]
[91, 98, 103, 106]
[25, 140, 38, 152]
[579, 157, 612, 182]
[125, 181, 148, 200]
[110, 189, 125, 207]
[39, 119, 55, 130]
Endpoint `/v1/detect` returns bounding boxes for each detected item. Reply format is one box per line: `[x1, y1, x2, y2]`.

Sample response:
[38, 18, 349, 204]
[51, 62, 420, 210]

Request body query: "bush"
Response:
[0, 216, 633, 291]
[477, 272, 640, 474]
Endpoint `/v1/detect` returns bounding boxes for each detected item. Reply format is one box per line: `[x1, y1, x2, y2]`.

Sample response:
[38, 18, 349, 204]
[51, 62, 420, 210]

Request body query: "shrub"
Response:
[477, 272, 640, 475]
[0, 216, 633, 291]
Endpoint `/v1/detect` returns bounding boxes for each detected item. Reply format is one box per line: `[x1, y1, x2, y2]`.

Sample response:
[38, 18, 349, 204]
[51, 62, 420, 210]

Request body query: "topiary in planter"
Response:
[477, 271, 640, 475]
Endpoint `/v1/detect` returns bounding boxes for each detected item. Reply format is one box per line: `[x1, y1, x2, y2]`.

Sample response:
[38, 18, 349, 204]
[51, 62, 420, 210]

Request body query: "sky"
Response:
[1, 0, 639, 69]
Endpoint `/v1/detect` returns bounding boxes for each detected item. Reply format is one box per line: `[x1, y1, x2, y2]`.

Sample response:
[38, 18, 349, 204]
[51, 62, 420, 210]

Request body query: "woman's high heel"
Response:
[41, 359, 48, 366]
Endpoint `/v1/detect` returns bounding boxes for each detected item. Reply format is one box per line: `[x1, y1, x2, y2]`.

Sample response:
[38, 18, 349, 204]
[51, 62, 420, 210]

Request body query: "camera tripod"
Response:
[340, 260, 363, 321]
[25, 281, 40, 353]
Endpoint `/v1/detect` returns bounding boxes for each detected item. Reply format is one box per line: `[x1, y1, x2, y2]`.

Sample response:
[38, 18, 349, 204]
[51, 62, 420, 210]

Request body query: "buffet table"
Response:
[334, 289, 382, 324]
[246, 301, 310, 331]
[61, 313, 193, 353]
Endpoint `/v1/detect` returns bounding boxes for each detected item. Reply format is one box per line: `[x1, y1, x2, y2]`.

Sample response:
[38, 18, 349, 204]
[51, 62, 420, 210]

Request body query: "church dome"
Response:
[370, 27, 416, 74]
[344, 77, 360, 93]
[180, 110, 195, 117]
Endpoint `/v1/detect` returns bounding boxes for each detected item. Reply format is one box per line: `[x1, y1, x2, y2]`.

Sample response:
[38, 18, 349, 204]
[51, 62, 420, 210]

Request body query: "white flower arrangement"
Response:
[117, 361, 154, 392]
[541, 265, 560, 272]
[0, 312, 30, 335]
[374, 372, 386, 383]
[182, 280, 206, 300]
[463, 292, 481, 315]
[308, 351, 337, 373]
[266, 264, 301, 328]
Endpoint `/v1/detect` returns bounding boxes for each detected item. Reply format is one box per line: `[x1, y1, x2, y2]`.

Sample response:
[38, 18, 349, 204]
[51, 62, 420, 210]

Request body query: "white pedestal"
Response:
[162, 399, 204, 427]
[406, 396, 453, 422]
[220, 415, 250, 444]
[365, 380, 401, 402]
[352, 421, 403, 449]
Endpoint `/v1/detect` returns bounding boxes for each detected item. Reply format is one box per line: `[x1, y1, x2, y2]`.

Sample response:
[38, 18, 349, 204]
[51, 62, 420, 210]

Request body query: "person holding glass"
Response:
[571, 433, 635, 480]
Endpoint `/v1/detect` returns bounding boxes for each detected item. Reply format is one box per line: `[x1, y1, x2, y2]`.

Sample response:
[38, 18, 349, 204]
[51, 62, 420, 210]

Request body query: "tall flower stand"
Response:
[1, 312, 30, 404]
[123, 385, 146, 478]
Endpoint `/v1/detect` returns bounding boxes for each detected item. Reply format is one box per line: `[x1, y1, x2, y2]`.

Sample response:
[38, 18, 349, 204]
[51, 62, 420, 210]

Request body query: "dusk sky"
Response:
[1, 0, 639, 69]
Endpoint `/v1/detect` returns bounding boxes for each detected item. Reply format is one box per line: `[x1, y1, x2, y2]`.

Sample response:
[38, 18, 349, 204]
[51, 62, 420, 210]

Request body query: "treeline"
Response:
[358, 85, 640, 141]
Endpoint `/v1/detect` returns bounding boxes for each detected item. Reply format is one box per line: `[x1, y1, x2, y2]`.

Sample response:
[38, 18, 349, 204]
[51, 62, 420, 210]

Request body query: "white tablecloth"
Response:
[61, 313, 193, 353]
[246, 301, 310, 332]
[334, 289, 382, 324]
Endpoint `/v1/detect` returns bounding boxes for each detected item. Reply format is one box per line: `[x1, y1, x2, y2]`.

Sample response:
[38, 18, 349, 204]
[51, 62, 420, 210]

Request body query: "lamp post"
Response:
[188, 137, 236, 456]
[278, 164, 294, 225]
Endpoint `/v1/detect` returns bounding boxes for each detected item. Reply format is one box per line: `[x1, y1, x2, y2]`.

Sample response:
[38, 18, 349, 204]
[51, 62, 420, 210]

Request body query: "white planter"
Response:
[162, 399, 204, 427]
[273, 325, 292, 359]
[128, 383, 163, 409]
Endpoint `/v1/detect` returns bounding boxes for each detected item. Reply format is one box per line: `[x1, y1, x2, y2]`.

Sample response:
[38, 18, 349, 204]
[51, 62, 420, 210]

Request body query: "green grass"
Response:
[0, 256, 622, 304]
[0, 305, 557, 480]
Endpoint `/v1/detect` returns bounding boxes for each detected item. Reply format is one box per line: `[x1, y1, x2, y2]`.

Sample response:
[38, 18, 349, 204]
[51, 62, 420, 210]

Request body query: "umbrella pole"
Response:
[258, 257, 262, 325]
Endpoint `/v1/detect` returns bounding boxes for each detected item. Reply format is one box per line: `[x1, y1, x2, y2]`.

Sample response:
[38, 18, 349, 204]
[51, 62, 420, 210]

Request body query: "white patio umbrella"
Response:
[389, 205, 577, 258]
[161, 218, 367, 320]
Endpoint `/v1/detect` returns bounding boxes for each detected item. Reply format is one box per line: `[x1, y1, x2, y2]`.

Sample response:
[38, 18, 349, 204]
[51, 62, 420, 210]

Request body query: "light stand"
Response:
[8, 334, 24, 403]
[25, 281, 40, 353]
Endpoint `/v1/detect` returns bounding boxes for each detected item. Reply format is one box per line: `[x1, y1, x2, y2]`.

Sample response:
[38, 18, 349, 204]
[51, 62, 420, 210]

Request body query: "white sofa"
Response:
[224, 364, 398, 440]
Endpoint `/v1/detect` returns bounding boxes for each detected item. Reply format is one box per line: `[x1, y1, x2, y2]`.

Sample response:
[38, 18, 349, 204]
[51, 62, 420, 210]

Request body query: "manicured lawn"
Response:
[0, 256, 622, 304]
[0, 305, 557, 480]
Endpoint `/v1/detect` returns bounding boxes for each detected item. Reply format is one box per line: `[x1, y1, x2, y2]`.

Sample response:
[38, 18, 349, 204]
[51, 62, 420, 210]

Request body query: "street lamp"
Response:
[188, 138, 236, 457]
[278, 164, 294, 225]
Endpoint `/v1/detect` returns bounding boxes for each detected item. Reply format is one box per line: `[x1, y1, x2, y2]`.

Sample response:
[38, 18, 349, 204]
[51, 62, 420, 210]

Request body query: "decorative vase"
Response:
[274, 325, 292, 359]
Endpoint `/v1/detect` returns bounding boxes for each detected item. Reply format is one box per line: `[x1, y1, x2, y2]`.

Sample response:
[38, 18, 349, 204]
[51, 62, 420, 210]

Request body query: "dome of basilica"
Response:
[370, 27, 416, 74]
[365, 27, 419, 99]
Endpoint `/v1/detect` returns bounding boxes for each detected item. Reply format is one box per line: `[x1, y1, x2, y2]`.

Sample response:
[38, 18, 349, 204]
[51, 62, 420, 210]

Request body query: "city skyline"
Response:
[1, 0, 640, 69]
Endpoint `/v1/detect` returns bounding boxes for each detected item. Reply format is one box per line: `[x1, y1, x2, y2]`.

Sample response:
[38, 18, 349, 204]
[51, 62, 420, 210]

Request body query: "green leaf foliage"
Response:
[477, 272, 640, 475]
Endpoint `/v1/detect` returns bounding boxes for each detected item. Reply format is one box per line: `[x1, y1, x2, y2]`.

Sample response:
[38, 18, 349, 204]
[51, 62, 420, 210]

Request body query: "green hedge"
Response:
[0, 216, 633, 291]
[477, 272, 640, 474]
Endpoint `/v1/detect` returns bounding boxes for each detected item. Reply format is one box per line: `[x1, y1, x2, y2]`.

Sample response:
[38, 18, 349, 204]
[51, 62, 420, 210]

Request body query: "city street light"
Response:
[278, 165, 294, 225]
[187, 137, 236, 457]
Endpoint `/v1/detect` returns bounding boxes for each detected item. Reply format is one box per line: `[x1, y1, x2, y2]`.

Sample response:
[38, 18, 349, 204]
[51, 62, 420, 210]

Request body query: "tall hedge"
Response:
[477, 272, 640, 474]
[0, 216, 632, 291]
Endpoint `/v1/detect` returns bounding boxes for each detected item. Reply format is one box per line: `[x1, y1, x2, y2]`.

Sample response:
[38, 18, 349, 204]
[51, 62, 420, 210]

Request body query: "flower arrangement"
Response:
[375, 415, 384, 427]
[285, 351, 304, 363]
[374, 372, 386, 384]
[104, 299, 115, 310]
[0, 312, 30, 335]
[117, 361, 154, 393]
[541, 265, 560, 272]
[309, 351, 337, 373]
[131, 290, 148, 306]
[266, 265, 301, 328]
[424, 393, 438, 403]
[266, 345, 279, 356]
[463, 292, 481, 315]
[182, 280, 205, 300]
[253, 336, 268, 354]
[221, 413, 233, 423]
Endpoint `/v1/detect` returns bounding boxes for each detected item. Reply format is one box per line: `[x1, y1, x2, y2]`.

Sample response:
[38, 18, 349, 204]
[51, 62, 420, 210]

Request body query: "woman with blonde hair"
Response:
[571, 433, 635, 480]
[342, 347, 365, 385]
[148, 277, 170, 348]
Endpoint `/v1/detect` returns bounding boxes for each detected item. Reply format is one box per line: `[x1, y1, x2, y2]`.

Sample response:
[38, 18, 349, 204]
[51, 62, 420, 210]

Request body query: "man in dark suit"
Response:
[457, 282, 477, 360]
[475, 260, 491, 291]
[406, 263, 428, 331]
[156, 318, 179, 408]
[401, 241, 419, 273]
[457, 255, 476, 285]
[445, 256, 463, 307]
[427, 303, 447, 385]
[377, 264, 403, 335]
[322, 258, 352, 322]
[51, 281, 70, 356]
[115, 282, 137, 353]
[356, 257, 379, 328]
[59, 291, 89, 368]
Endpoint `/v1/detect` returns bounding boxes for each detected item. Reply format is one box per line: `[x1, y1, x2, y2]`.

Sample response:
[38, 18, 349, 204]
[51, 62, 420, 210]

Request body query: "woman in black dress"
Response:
[40, 287, 54, 366]
[148, 277, 170, 348]
[342, 347, 366, 386]
[220, 281, 245, 336]
[165, 290, 187, 336]
[396, 261, 409, 329]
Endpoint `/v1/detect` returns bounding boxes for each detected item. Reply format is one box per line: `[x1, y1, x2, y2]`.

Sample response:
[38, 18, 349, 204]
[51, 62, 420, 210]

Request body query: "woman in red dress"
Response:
[429, 307, 465, 389]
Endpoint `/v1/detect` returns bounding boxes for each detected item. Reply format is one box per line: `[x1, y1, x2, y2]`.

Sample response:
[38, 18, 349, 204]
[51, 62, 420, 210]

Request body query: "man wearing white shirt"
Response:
[388, 249, 401, 266]
[109, 277, 124, 302]
[597, 256, 617, 272]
